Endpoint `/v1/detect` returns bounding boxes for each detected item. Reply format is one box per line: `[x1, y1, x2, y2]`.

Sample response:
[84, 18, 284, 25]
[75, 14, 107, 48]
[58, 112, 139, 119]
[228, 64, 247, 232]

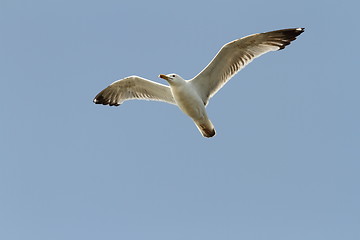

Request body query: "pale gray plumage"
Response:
[93, 28, 304, 137]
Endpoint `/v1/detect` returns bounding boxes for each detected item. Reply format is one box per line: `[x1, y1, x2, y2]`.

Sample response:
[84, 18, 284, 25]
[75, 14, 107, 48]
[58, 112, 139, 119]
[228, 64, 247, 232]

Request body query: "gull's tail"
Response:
[195, 119, 216, 138]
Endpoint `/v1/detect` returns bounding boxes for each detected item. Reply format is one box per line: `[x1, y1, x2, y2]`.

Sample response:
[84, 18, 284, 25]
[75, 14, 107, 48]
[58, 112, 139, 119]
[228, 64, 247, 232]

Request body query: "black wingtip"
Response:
[275, 27, 305, 50]
[93, 95, 120, 106]
[294, 27, 305, 36]
[93, 95, 105, 104]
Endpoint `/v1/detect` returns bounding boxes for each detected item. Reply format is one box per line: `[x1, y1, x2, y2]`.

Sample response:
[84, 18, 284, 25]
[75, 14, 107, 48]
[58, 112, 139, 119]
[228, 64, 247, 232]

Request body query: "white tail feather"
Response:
[194, 119, 216, 138]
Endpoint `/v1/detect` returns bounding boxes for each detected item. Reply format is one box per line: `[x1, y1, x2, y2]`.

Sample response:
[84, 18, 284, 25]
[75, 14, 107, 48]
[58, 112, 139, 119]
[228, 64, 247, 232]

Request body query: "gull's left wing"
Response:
[190, 28, 304, 105]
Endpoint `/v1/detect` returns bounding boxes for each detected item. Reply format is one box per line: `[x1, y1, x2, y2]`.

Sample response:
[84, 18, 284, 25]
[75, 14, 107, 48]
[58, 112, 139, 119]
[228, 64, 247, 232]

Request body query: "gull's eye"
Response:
[172, 75, 176, 77]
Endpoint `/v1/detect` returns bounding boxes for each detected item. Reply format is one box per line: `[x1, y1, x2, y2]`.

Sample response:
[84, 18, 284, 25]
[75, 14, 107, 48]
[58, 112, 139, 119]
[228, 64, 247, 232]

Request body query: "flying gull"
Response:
[93, 28, 304, 137]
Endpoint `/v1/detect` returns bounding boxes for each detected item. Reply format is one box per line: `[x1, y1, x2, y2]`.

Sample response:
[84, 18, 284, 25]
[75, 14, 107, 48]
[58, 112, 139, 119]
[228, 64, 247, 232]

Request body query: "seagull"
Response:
[93, 28, 304, 138]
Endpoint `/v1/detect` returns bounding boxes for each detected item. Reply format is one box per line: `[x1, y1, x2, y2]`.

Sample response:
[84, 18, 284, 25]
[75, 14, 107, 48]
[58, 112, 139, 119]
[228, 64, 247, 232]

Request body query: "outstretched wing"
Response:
[93, 76, 176, 106]
[190, 28, 304, 105]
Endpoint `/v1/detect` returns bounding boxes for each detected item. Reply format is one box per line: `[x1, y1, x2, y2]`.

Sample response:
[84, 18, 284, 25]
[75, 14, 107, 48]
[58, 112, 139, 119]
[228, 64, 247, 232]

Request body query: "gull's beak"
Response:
[159, 74, 171, 81]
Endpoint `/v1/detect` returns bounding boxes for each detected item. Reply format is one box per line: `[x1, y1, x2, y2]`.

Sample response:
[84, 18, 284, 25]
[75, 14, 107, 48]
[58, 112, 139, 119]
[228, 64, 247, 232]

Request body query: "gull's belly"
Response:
[172, 86, 207, 121]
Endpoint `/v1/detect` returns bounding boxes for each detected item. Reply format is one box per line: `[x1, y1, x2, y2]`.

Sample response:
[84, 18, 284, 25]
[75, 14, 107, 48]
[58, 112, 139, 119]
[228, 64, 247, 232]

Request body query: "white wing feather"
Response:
[93, 76, 176, 106]
[190, 28, 304, 105]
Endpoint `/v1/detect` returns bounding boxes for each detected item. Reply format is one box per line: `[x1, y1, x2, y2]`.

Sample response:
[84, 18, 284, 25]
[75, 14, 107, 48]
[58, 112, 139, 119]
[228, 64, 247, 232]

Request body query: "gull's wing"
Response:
[93, 76, 176, 106]
[190, 28, 304, 105]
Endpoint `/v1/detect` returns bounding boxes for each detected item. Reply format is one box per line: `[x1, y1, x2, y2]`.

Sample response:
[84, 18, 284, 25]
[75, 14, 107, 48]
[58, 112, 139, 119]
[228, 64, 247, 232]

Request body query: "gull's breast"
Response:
[171, 84, 207, 121]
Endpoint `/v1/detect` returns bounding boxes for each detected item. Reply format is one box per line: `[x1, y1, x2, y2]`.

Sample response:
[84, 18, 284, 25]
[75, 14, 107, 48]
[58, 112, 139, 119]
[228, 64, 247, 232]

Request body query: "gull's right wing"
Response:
[93, 76, 176, 106]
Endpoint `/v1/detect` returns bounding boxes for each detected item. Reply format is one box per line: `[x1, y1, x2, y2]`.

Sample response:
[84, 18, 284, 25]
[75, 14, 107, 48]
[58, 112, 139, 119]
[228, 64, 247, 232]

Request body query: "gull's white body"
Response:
[171, 79, 205, 119]
[93, 28, 304, 137]
[168, 76, 215, 137]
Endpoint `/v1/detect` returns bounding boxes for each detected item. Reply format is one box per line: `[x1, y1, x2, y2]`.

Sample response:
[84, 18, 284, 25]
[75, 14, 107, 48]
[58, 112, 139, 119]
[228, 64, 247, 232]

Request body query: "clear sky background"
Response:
[1, 0, 359, 239]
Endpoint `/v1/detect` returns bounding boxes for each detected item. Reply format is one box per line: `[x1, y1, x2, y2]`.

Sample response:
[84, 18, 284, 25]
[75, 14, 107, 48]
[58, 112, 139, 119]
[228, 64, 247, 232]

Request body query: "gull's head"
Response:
[159, 74, 184, 85]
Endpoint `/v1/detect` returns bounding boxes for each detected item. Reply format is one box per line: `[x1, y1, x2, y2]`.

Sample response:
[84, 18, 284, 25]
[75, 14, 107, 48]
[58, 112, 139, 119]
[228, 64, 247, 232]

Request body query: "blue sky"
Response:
[1, 0, 359, 239]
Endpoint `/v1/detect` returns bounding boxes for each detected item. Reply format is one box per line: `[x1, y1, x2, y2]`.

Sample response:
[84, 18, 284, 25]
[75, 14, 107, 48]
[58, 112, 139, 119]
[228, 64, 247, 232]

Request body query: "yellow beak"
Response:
[159, 74, 171, 81]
